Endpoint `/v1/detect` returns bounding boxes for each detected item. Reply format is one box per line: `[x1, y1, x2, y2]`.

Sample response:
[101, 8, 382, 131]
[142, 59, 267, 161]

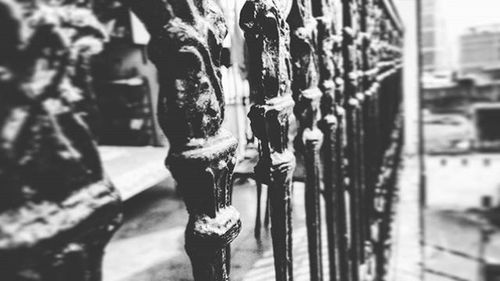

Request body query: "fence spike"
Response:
[241, 1, 296, 280]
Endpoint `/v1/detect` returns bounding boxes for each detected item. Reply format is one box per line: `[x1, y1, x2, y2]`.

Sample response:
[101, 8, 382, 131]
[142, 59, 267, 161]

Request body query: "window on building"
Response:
[422, 31, 435, 47]
[423, 14, 434, 27]
[423, 52, 435, 68]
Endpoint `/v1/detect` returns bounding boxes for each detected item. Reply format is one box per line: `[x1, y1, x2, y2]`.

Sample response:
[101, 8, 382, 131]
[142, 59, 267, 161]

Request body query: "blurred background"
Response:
[7, 0, 500, 280]
[86, 1, 500, 280]
[420, 0, 500, 280]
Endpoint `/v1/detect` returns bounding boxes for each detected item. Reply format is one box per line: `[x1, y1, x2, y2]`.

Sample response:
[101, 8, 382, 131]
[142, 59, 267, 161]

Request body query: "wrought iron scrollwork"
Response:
[240, 1, 296, 280]
[313, 0, 349, 280]
[0, 0, 122, 280]
[287, 0, 324, 280]
[124, 0, 241, 280]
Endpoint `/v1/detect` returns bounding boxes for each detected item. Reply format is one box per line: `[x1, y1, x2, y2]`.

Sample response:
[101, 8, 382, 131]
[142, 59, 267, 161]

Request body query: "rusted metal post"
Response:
[352, 3, 369, 267]
[342, 0, 362, 279]
[123, 1, 241, 280]
[360, 0, 377, 269]
[287, 0, 324, 280]
[312, 0, 349, 280]
[0, 0, 122, 280]
[342, 0, 364, 281]
[240, 1, 296, 280]
[255, 180, 263, 239]
[370, 2, 404, 278]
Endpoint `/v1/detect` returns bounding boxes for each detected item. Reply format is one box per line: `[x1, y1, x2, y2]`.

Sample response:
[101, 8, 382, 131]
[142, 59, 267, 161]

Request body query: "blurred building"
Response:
[423, 80, 500, 113]
[424, 23, 500, 114]
[90, 0, 250, 151]
[422, 0, 451, 74]
[459, 24, 500, 80]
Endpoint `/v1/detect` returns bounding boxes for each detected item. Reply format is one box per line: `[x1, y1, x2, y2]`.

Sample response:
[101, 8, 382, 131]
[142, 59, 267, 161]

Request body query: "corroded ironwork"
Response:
[287, 0, 324, 280]
[342, 0, 365, 280]
[0, 0, 405, 279]
[0, 0, 122, 280]
[123, 0, 241, 280]
[339, 1, 404, 280]
[312, 0, 349, 280]
[240, 0, 296, 280]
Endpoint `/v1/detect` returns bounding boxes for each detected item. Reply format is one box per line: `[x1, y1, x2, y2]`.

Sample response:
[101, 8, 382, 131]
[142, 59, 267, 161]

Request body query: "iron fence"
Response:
[0, 0, 403, 280]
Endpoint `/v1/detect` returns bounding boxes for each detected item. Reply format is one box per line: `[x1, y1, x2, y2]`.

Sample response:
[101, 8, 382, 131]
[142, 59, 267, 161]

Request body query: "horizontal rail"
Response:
[425, 268, 470, 281]
[381, 0, 405, 34]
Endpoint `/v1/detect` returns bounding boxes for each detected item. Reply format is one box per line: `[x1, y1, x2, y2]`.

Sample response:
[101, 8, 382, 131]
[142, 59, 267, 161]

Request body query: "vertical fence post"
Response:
[342, 0, 363, 280]
[371, 10, 388, 270]
[287, 0, 324, 280]
[371, 1, 405, 279]
[240, 1, 296, 280]
[353, 2, 369, 267]
[0, 0, 122, 280]
[360, 0, 377, 272]
[124, 1, 241, 280]
[313, 0, 347, 280]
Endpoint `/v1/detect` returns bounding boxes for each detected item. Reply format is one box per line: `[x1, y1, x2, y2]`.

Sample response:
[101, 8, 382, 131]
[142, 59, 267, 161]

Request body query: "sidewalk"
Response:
[103, 156, 423, 281]
[389, 156, 423, 281]
[422, 154, 500, 281]
[103, 176, 320, 281]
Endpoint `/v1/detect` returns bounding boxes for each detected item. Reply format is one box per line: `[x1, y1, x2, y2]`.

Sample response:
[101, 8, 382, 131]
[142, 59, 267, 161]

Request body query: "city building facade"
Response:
[0, 0, 406, 281]
[422, 0, 451, 74]
[460, 24, 500, 79]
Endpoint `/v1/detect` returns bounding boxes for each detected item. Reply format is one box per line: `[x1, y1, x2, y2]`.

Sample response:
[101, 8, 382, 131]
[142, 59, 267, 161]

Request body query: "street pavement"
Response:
[103, 177, 318, 281]
[389, 156, 422, 281]
[426, 154, 500, 210]
[424, 209, 484, 281]
[102, 155, 424, 281]
[103, 175, 334, 281]
[422, 154, 500, 281]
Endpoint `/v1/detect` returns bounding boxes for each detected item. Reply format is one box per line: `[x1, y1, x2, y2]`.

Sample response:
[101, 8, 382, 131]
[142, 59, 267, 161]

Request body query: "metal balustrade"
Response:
[0, 0, 404, 280]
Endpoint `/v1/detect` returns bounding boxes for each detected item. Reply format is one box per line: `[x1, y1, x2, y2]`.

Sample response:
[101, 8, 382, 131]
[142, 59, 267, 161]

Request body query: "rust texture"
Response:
[240, 0, 296, 280]
[0, 0, 122, 280]
[0, 0, 405, 279]
[313, 0, 348, 280]
[340, 0, 404, 280]
[342, 0, 365, 279]
[287, 0, 324, 280]
[360, 0, 376, 266]
[371, 1, 404, 278]
[123, 0, 241, 280]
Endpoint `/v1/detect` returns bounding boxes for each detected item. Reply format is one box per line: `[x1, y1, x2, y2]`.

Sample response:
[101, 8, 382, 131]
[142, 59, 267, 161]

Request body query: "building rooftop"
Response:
[464, 23, 500, 35]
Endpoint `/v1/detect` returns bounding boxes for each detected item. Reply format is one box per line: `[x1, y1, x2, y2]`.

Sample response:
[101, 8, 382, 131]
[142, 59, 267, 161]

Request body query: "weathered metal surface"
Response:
[287, 0, 324, 280]
[0, 0, 122, 280]
[0, 0, 405, 279]
[313, 0, 349, 280]
[338, 1, 404, 280]
[240, 0, 296, 280]
[123, 0, 241, 280]
[364, 0, 404, 279]
[359, 0, 377, 277]
[342, 0, 364, 280]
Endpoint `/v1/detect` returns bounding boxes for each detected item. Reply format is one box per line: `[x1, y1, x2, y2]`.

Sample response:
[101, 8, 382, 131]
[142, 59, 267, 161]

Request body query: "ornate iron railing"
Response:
[0, 1, 122, 279]
[0, 0, 404, 280]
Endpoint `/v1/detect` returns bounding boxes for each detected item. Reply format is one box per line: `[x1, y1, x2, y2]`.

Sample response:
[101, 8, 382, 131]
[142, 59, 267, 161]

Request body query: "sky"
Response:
[445, 0, 500, 36]
[412, 0, 500, 70]
[443, 0, 500, 69]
